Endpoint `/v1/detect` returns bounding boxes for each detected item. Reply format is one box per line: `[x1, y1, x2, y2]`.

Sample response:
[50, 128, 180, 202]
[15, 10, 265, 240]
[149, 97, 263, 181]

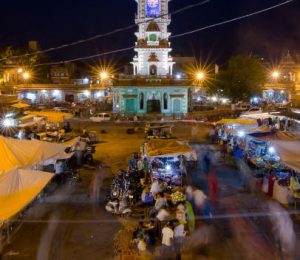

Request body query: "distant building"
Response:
[50, 63, 75, 84]
[1, 41, 42, 85]
[28, 41, 40, 51]
[263, 51, 300, 104]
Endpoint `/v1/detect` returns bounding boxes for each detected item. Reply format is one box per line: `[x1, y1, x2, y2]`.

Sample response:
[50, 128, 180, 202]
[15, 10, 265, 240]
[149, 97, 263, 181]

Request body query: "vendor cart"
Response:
[145, 124, 174, 140]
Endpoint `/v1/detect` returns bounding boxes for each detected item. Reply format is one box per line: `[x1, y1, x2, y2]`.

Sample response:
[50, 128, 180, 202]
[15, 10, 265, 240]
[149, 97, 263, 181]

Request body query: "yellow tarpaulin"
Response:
[0, 168, 53, 222]
[11, 103, 30, 109]
[0, 137, 66, 171]
[145, 139, 194, 158]
[26, 111, 73, 123]
[216, 118, 257, 125]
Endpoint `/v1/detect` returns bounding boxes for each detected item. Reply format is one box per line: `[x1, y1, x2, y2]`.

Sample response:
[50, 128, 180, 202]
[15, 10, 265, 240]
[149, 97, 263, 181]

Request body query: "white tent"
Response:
[272, 140, 300, 172]
[0, 168, 53, 222]
[0, 137, 66, 171]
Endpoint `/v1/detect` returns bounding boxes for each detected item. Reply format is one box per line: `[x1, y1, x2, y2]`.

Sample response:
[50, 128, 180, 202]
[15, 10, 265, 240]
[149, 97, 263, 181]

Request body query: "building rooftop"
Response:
[112, 77, 193, 87]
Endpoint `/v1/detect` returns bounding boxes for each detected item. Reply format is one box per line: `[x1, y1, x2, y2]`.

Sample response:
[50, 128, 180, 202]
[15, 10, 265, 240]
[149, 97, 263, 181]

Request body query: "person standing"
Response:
[267, 170, 276, 197]
[268, 202, 296, 258]
[174, 221, 186, 260]
[161, 222, 174, 259]
[208, 166, 218, 206]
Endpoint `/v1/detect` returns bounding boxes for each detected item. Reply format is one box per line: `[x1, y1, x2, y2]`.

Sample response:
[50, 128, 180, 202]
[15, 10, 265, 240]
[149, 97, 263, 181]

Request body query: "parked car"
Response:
[90, 113, 111, 122]
[241, 107, 263, 115]
[53, 107, 74, 114]
[234, 103, 251, 111]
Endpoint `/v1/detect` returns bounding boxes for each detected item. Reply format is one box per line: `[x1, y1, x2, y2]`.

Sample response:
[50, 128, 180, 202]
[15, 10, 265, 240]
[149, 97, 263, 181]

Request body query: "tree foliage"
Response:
[215, 56, 266, 102]
[0, 46, 50, 83]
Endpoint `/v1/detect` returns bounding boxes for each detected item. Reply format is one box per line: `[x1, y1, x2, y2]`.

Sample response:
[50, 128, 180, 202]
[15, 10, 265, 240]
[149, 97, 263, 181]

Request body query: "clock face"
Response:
[146, 0, 160, 17]
[147, 0, 159, 8]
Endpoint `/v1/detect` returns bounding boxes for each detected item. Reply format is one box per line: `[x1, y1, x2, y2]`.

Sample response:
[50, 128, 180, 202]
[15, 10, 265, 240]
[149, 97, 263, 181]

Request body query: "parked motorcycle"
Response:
[105, 199, 132, 217]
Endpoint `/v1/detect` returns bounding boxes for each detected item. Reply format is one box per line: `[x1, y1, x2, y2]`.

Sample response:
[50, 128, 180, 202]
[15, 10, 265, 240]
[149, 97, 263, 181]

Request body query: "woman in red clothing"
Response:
[208, 167, 218, 205]
[268, 170, 276, 197]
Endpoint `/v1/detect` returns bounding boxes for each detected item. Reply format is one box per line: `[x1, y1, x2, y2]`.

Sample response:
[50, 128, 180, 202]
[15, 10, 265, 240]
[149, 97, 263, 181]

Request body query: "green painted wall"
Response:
[113, 86, 188, 114]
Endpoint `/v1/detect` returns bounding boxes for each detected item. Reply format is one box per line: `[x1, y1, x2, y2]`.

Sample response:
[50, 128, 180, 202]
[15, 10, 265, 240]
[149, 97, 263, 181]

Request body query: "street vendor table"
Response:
[273, 180, 294, 205]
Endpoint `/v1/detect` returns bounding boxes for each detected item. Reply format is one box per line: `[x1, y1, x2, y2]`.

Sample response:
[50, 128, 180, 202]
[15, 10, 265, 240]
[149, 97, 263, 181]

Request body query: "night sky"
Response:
[0, 0, 299, 67]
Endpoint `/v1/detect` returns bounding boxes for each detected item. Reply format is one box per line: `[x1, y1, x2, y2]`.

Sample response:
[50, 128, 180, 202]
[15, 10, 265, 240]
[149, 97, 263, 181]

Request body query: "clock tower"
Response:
[131, 0, 175, 77]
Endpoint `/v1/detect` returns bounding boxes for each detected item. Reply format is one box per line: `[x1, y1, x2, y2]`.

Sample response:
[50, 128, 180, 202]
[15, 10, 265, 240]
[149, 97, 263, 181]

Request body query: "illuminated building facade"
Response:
[113, 0, 189, 115]
[131, 0, 175, 77]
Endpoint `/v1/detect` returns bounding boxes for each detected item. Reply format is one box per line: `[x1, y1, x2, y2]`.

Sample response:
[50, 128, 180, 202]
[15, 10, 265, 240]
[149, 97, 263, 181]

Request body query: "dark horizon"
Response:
[0, 0, 299, 67]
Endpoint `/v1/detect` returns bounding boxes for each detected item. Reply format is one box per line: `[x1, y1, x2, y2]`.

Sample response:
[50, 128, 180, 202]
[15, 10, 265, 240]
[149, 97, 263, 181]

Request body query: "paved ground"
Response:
[2, 122, 300, 259]
[186, 145, 300, 259]
[2, 122, 209, 260]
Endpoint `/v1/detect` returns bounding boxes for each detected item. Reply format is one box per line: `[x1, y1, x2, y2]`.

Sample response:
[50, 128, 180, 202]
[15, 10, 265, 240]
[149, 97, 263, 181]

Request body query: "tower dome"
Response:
[146, 21, 160, 32]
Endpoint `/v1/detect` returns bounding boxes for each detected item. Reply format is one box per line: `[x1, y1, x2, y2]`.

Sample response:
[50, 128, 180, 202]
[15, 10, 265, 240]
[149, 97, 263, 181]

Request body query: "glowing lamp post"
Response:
[100, 71, 109, 81]
[194, 71, 206, 93]
[22, 72, 31, 80]
[271, 70, 280, 81]
[196, 71, 205, 81]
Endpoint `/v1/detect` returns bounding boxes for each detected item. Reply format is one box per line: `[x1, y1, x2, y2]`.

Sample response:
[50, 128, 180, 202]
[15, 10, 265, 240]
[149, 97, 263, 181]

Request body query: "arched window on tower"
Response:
[150, 65, 157, 76]
[140, 92, 144, 110]
[163, 93, 168, 110]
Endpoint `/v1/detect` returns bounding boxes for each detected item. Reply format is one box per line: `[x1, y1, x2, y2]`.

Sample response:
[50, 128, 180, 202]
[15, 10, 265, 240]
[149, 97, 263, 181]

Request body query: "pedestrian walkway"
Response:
[186, 144, 300, 259]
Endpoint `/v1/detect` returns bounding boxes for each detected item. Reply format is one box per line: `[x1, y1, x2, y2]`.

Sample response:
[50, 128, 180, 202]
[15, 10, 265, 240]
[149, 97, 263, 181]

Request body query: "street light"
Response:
[271, 70, 280, 80]
[17, 68, 23, 74]
[22, 72, 30, 80]
[100, 71, 109, 80]
[196, 71, 205, 81]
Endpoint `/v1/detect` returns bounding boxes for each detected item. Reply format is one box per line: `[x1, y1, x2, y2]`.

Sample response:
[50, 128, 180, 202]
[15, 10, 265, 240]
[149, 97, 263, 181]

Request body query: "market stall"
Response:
[0, 168, 54, 247]
[25, 110, 73, 123]
[243, 132, 300, 204]
[243, 131, 299, 169]
[0, 136, 68, 171]
[106, 143, 197, 257]
[144, 140, 197, 186]
[11, 103, 30, 109]
[0, 168, 54, 222]
[144, 124, 174, 139]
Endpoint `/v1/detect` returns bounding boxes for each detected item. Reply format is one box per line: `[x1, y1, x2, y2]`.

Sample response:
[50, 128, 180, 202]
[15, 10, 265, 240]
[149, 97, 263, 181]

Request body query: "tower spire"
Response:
[131, 0, 175, 77]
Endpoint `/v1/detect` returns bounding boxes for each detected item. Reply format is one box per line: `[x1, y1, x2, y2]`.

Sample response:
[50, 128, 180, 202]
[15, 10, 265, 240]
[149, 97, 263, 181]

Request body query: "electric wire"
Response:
[171, 0, 295, 38]
[33, 0, 295, 67]
[0, 0, 210, 61]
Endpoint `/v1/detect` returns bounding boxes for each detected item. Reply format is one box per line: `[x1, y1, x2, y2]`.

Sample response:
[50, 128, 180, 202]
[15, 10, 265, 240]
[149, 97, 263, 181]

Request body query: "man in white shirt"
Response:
[161, 222, 174, 258]
[150, 179, 162, 195]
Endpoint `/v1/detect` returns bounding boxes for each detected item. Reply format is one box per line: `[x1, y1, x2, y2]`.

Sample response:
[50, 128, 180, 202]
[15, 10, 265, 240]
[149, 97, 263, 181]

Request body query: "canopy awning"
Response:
[272, 141, 300, 172]
[0, 137, 66, 171]
[249, 131, 299, 142]
[217, 118, 257, 126]
[26, 111, 73, 123]
[0, 168, 53, 222]
[11, 103, 30, 109]
[145, 140, 196, 160]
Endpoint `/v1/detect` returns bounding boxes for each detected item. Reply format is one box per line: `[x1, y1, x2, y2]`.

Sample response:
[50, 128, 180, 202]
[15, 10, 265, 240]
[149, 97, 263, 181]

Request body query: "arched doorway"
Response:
[149, 65, 157, 76]
[147, 93, 161, 113]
